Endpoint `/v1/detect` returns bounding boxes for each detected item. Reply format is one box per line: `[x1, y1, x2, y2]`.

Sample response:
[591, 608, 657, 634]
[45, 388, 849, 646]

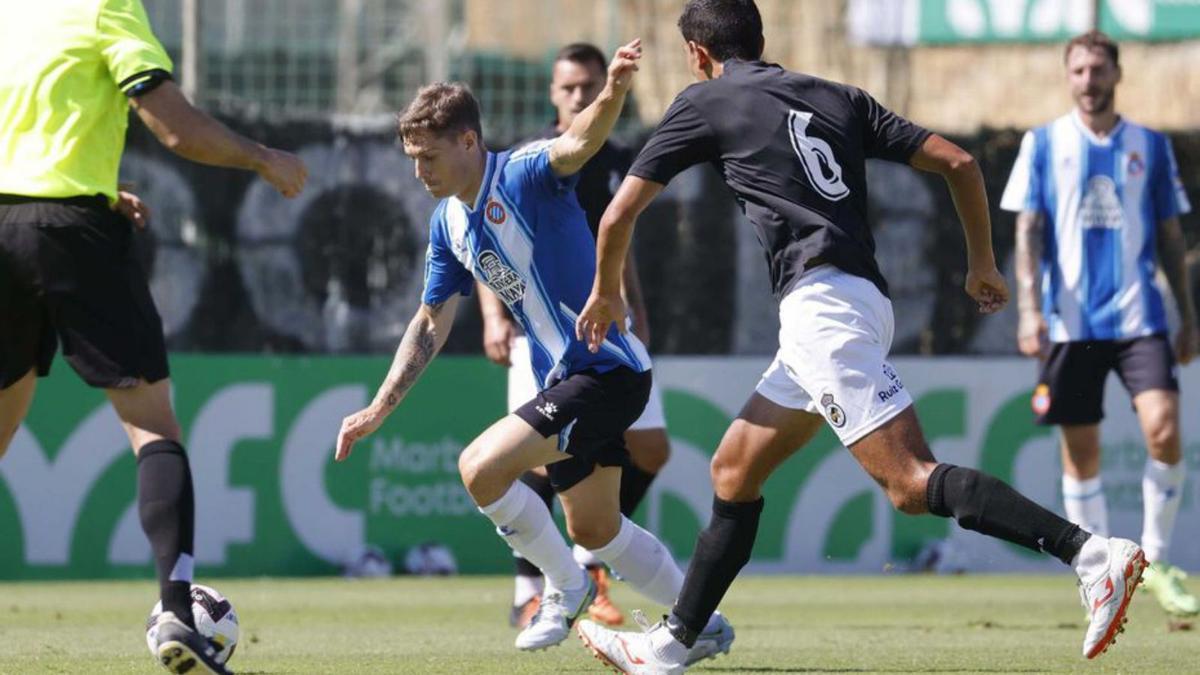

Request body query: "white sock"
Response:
[513, 574, 544, 606]
[650, 623, 690, 664]
[1062, 474, 1109, 537]
[573, 543, 601, 568]
[589, 516, 683, 607]
[479, 482, 584, 593]
[1072, 534, 1110, 586]
[1142, 458, 1185, 564]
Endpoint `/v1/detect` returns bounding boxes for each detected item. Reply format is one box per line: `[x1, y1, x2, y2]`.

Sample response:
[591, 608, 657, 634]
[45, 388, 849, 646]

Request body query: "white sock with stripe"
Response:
[1141, 458, 1185, 564]
[480, 482, 584, 593]
[1062, 474, 1109, 538]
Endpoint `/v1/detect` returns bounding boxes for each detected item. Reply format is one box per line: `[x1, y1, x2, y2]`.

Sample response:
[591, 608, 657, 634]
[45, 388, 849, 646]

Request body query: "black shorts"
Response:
[514, 366, 652, 492]
[0, 195, 169, 389]
[1033, 335, 1178, 426]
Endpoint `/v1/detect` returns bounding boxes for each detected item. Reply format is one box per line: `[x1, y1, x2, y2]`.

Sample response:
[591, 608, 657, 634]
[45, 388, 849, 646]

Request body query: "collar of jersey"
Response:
[452, 151, 497, 214]
[1070, 109, 1125, 146]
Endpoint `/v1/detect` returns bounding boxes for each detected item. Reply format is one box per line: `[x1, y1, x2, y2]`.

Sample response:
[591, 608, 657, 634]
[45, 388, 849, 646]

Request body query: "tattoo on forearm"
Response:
[378, 304, 444, 409]
[1015, 212, 1043, 313]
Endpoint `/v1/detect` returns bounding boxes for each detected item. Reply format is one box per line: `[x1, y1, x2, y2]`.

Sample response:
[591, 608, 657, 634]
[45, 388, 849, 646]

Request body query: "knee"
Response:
[1144, 413, 1179, 456]
[567, 514, 619, 550]
[711, 452, 756, 501]
[458, 444, 496, 503]
[883, 464, 935, 515]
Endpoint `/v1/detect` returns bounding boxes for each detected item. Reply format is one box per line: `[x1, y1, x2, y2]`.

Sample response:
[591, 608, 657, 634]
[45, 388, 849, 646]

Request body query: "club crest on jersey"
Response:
[485, 199, 507, 225]
[1032, 383, 1051, 416]
[478, 250, 524, 307]
[820, 393, 847, 428]
[1126, 152, 1145, 177]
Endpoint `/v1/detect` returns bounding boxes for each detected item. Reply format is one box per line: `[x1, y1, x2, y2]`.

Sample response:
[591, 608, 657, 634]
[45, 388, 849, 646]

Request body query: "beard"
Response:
[1076, 88, 1115, 114]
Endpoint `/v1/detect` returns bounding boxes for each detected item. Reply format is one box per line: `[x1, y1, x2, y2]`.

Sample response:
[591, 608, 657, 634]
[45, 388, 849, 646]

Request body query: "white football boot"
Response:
[515, 574, 596, 651]
[577, 614, 688, 674]
[683, 611, 735, 666]
[1078, 537, 1147, 659]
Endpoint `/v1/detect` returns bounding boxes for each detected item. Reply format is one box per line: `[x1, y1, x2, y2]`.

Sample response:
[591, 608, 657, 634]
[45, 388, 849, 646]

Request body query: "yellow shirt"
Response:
[0, 0, 172, 204]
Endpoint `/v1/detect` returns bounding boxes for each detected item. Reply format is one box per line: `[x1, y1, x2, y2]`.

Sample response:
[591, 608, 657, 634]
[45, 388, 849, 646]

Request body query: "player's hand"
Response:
[965, 266, 1009, 314]
[335, 404, 387, 462]
[1175, 320, 1199, 366]
[1017, 309, 1047, 358]
[575, 291, 627, 354]
[258, 147, 308, 198]
[482, 315, 517, 367]
[607, 39, 642, 97]
[115, 190, 151, 230]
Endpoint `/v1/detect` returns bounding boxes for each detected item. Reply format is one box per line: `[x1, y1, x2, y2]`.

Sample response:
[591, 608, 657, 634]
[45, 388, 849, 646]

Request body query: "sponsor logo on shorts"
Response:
[535, 401, 558, 420]
[820, 393, 847, 428]
[1031, 383, 1051, 416]
[877, 365, 906, 403]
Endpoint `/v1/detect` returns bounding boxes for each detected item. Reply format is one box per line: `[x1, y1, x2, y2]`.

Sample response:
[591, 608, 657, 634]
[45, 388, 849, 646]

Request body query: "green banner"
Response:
[2, 355, 1198, 580]
[912, 1, 1200, 44]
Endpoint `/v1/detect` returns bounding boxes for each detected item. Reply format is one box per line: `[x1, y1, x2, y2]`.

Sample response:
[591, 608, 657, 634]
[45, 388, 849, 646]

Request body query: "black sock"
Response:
[512, 470, 556, 578]
[669, 496, 764, 647]
[137, 440, 196, 628]
[926, 463, 1090, 565]
[619, 464, 657, 517]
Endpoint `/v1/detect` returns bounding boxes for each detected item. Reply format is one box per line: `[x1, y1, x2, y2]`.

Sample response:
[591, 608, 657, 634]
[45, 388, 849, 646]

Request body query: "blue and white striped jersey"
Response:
[422, 141, 651, 389]
[1001, 112, 1192, 342]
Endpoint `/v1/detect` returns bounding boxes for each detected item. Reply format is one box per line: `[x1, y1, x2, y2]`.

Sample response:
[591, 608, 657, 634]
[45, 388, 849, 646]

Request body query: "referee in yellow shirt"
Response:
[0, 2, 305, 673]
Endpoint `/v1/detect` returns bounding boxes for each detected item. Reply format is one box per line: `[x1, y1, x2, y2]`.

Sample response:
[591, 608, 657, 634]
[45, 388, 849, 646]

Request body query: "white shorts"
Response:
[755, 265, 912, 446]
[507, 335, 666, 431]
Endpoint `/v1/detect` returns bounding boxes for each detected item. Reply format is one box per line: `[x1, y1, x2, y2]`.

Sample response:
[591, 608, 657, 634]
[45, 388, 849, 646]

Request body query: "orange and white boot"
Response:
[587, 566, 625, 627]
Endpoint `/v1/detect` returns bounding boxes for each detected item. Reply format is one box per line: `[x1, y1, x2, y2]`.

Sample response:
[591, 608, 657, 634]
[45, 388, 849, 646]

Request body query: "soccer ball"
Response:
[145, 584, 240, 665]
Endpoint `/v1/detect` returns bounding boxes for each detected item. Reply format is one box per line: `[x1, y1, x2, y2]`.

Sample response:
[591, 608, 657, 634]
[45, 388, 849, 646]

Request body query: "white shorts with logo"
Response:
[508, 335, 666, 431]
[755, 265, 912, 446]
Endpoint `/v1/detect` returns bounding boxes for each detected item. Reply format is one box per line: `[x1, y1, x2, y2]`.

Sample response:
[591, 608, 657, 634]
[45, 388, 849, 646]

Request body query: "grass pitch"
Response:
[0, 574, 1196, 673]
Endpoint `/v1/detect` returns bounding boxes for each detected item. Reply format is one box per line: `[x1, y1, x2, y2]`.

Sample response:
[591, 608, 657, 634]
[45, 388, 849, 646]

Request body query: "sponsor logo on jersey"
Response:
[1031, 383, 1051, 416]
[485, 199, 506, 225]
[820, 393, 847, 428]
[1080, 175, 1124, 229]
[478, 250, 525, 307]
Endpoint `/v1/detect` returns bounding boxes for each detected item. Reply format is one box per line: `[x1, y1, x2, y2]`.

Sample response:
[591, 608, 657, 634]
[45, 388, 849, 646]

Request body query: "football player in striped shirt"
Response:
[333, 41, 732, 662]
[1002, 30, 1197, 618]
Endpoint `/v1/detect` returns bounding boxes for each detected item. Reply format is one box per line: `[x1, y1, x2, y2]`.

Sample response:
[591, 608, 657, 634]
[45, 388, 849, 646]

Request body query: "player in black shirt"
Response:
[574, 1, 1146, 670]
[476, 43, 672, 630]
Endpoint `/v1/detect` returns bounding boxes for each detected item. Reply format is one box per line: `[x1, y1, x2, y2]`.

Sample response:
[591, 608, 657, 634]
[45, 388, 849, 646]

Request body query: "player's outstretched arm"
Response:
[910, 134, 1008, 314]
[576, 175, 663, 352]
[1157, 216, 1199, 364]
[1014, 210, 1047, 357]
[549, 39, 642, 177]
[131, 80, 307, 198]
[335, 296, 460, 461]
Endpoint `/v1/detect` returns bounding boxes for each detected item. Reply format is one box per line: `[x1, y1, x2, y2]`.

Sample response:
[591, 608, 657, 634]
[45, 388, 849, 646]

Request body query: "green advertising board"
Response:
[887, 0, 1200, 44]
[2, 355, 1197, 580]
